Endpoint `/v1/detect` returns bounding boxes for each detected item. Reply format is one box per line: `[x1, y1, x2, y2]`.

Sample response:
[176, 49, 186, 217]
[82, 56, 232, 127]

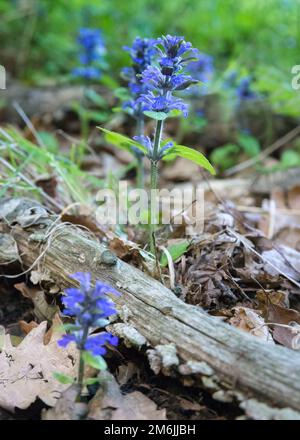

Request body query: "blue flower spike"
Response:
[58, 272, 119, 357]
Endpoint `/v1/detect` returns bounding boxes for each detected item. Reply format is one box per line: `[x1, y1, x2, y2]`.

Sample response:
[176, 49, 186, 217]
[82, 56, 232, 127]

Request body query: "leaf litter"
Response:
[1, 122, 300, 420]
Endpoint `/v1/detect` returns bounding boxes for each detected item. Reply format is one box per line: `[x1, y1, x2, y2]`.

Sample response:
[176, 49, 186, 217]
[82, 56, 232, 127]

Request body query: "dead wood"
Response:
[1, 197, 300, 416]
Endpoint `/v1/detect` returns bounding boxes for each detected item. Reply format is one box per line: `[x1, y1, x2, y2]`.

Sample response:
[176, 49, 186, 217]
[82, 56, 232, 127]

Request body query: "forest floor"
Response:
[1, 87, 300, 420]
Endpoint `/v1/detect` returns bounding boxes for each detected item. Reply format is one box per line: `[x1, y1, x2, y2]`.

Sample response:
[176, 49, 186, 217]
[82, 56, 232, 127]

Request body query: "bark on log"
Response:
[1, 198, 300, 414]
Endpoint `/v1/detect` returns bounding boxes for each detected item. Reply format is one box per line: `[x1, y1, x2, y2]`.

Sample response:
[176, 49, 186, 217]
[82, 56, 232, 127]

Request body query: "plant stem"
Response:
[136, 115, 145, 189]
[77, 326, 89, 401]
[149, 119, 163, 256]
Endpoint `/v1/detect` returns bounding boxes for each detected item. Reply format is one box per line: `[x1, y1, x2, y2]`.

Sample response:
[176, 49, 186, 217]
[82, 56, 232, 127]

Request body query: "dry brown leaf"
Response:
[0, 321, 78, 412]
[267, 304, 300, 325]
[19, 320, 39, 335]
[272, 323, 300, 350]
[61, 213, 106, 236]
[267, 304, 300, 349]
[88, 371, 166, 420]
[14, 282, 59, 322]
[287, 186, 300, 209]
[228, 307, 274, 343]
[255, 298, 300, 350]
[256, 289, 289, 317]
[116, 362, 140, 386]
[109, 237, 143, 263]
[35, 174, 58, 198]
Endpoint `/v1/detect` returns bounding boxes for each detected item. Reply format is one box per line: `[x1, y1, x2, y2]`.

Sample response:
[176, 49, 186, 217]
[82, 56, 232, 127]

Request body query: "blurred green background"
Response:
[1, 0, 298, 80]
[1, 0, 300, 188]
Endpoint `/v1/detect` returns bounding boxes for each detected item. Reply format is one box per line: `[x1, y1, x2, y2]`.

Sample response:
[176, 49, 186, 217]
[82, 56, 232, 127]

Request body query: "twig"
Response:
[225, 125, 300, 176]
[160, 245, 176, 290]
[13, 102, 46, 148]
[236, 205, 300, 216]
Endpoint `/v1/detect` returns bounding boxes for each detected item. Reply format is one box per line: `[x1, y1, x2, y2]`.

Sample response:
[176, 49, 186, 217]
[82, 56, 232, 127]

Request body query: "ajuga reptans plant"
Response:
[100, 35, 215, 264]
[122, 37, 156, 187]
[56, 272, 119, 398]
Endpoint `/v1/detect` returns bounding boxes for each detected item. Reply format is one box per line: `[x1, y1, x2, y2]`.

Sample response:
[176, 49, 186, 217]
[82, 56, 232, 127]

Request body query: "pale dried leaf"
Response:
[229, 307, 274, 343]
[0, 321, 78, 411]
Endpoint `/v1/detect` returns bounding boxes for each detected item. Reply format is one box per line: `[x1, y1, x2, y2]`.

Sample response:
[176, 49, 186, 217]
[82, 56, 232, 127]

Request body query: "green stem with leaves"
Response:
[136, 116, 145, 188]
[77, 326, 89, 401]
[149, 119, 163, 256]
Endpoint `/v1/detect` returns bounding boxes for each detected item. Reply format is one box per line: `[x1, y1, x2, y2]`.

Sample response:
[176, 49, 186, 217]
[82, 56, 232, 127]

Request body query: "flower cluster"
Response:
[58, 272, 119, 356]
[72, 28, 106, 80]
[122, 37, 157, 116]
[137, 35, 200, 118]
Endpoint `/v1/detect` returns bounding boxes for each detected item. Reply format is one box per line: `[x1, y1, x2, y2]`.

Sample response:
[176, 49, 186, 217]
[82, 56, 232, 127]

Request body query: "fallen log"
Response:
[1, 197, 300, 415]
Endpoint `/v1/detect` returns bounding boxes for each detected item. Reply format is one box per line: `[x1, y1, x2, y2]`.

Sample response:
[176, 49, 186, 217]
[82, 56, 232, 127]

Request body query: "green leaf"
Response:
[98, 127, 147, 154]
[84, 89, 107, 108]
[168, 109, 184, 118]
[84, 377, 101, 386]
[37, 131, 59, 153]
[238, 133, 260, 157]
[114, 87, 130, 101]
[53, 372, 75, 384]
[143, 111, 169, 120]
[85, 110, 109, 123]
[82, 351, 107, 371]
[143, 109, 183, 120]
[166, 145, 215, 175]
[160, 240, 190, 267]
[281, 150, 300, 168]
[210, 144, 240, 171]
[61, 323, 81, 332]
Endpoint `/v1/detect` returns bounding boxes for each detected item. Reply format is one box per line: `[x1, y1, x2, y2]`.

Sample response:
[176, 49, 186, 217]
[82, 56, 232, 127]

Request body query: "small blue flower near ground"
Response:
[72, 28, 106, 80]
[237, 77, 258, 101]
[58, 272, 119, 356]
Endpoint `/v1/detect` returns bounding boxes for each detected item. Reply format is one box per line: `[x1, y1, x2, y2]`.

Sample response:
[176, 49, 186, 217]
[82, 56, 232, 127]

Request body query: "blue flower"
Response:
[138, 92, 188, 117]
[72, 66, 101, 80]
[58, 272, 119, 358]
[84, 332, 118, 356]
[72, 28, 105, 80]
[156, 35, 200, 75]
[130, 35, 199, 119]
[141, 66, 196, 92]
[58, 334, 78, 348]
[237, 77, 258, 101]
[122, 37, 157, 118]
[123, 37, 157, 72]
